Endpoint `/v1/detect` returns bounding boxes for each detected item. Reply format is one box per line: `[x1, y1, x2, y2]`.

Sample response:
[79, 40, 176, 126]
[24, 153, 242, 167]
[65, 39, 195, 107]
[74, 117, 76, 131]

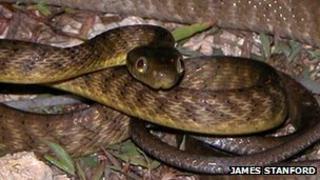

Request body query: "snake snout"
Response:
[153, 70, 183, 90]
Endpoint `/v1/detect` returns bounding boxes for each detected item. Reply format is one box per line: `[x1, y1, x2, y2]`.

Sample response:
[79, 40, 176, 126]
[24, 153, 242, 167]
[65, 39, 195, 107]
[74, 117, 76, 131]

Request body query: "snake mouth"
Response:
[155, 72, 184, 90]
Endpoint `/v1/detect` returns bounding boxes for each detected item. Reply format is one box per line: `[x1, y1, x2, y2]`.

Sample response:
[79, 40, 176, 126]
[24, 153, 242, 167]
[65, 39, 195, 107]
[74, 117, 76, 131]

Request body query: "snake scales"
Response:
[1, 0, 320, 175]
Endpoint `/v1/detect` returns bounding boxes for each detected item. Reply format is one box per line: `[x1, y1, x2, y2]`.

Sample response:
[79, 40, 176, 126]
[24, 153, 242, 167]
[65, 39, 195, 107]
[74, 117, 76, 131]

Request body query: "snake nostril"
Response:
[159, 72, 165, 78]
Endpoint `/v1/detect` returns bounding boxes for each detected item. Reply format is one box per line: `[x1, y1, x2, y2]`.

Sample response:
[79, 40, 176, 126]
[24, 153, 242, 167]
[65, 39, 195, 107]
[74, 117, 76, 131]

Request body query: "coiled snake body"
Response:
[0, 25, 291, 172]
[1, 0, 320, 175]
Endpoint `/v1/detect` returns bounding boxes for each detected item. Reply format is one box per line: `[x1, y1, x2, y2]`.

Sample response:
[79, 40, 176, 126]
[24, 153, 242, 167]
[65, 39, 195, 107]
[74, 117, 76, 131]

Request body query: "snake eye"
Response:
[176, 57, 184, 74]
[135, 57, 148, 73]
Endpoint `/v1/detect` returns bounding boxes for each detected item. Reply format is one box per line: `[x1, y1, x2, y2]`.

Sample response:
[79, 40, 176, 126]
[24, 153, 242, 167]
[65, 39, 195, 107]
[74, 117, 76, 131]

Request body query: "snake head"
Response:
[126, 46, 184, 90]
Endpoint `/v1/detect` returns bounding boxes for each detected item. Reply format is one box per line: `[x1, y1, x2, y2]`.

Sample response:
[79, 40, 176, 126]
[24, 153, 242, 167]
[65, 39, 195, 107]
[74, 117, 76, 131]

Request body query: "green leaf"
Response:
[172, 23, 212, 42]
[287, 40, 302, 62]
[79, 155, 99, 168]
[272, 42, 291, 56]
[43, 140, 75, 175]
[35, 0, 51, 16]
[259, 33, 272, 60]
[45, 155, 75, 175]
[136, 147, 160, 170]
[308, 49, 320, 60]
[272, 40, 302, 62]
[108, 140, 160, 169]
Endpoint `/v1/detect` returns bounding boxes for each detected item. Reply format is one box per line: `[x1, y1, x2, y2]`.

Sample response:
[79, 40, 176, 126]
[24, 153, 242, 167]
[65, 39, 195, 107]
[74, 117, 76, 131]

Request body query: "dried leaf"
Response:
[76, 161, 87, 180]
[92, 161, 106, 180]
